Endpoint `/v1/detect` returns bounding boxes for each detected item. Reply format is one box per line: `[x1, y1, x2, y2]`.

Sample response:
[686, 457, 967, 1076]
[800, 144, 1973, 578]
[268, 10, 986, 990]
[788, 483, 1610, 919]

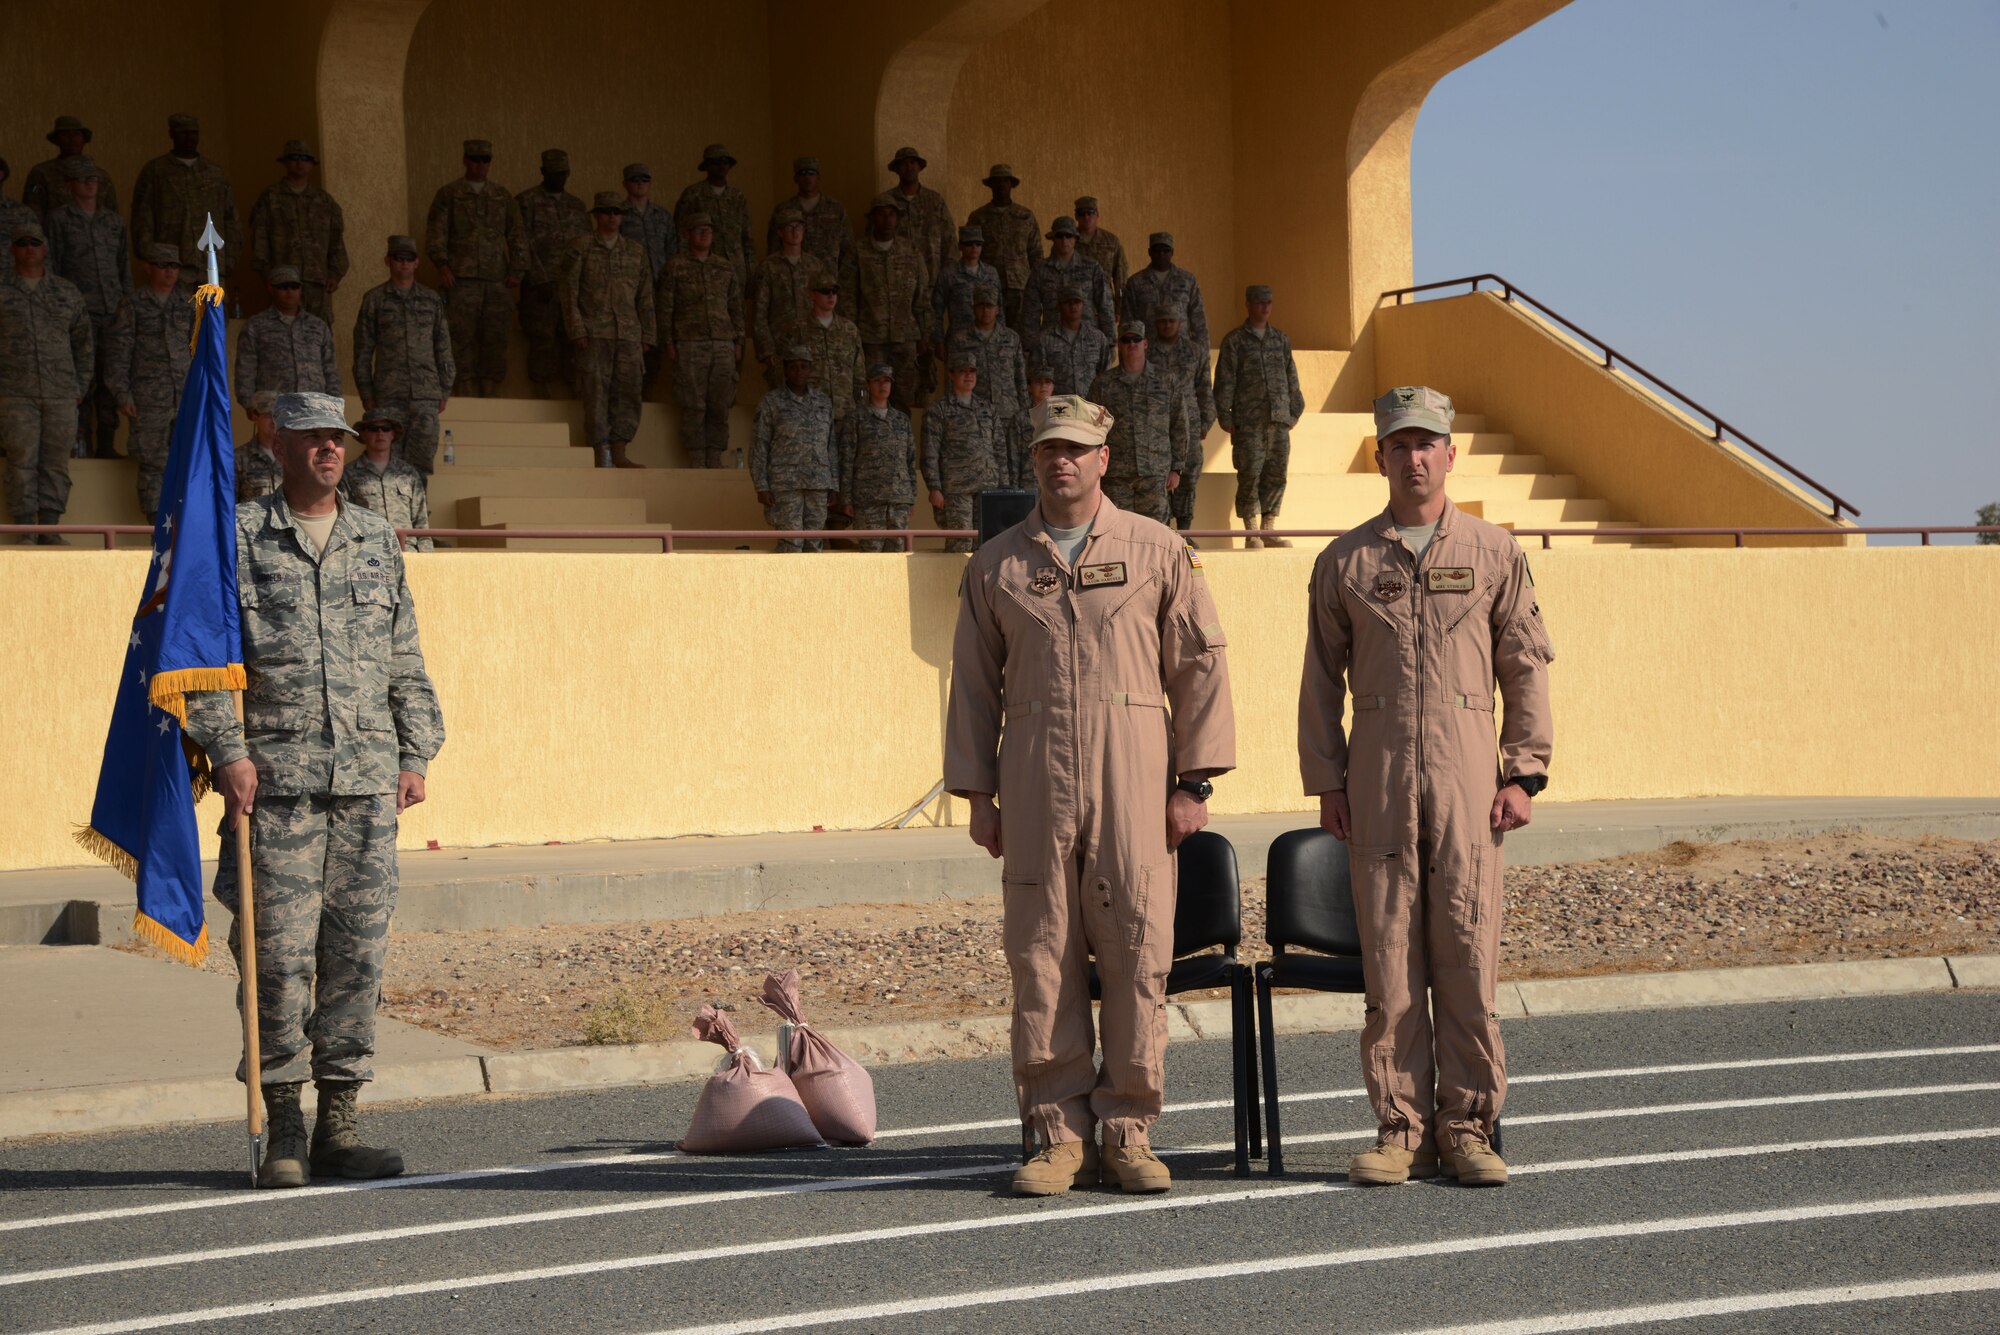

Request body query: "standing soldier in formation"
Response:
[425, 140, 525, 398]
[352, 235, 454, 475]
[1073, 197, 1127, 317]
[46, 158, 128, 459]
[966, 165, 1040, 332]
[675, 144, 754, 292]
[26, 117, 120, 220]
[767, 156, 848, 272]
[841, 194, 930, 414]
[249, 141, 348, 325]
[1016, 364, 1056, 488]
[1089, 322, 1190, 526]
[783, 277, 865, 430]
[837, 364, 916, 551]
[947, 286, 1027, 486]
[234, 390, 285, 503]
[1018, 216, 1113, 341]
[657, 213, 744, 468]
[922, 351, 1000, 554]
[751, 206, 834, 388]
[1121, 232, 1208, 352]
[514, 149, 589, 399]
[1147, 304, 1216, 538]
[750, 345, 837, 552]
[131, 114, 241, 296]
[105, 245, 194, 519]
[235, 266, 341, 402]
[886, 146, 954, 283]
[186, 391, 446, 1190]
[1034, 287, 1110, 398]
[932, 225, 1002, 350]
[1213, 284, 1304, 547]
[0, 221, 92, 541]
[0, 161, 33, 237]
[342, 407, 433, 550]
[562, 193, 656, 470]
[618, 163, 677, 388]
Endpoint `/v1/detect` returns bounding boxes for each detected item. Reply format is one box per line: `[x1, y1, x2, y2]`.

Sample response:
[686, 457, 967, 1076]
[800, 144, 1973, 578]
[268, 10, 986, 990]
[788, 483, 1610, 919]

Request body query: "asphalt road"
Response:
[3, 992, 1998, 1334]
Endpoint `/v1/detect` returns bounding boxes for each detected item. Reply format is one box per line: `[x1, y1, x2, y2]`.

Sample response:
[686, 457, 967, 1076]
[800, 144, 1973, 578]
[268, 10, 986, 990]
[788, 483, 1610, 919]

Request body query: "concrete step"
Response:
[457, 523, 668, 553]
[1477, 497, 1621, 525]
[439, 420, 573, 450]
[1452, 453, 1548, 476]
[448, 443, 596, 469]
[458, 495, 650, 527]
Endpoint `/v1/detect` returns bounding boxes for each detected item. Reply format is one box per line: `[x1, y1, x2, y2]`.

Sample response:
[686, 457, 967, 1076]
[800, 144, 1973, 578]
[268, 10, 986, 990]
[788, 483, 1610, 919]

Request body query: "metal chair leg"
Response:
[1230, 967, 1250, 1177]
[1256, 962, 1284, 1176]
[1241, 969, 1263, 1159]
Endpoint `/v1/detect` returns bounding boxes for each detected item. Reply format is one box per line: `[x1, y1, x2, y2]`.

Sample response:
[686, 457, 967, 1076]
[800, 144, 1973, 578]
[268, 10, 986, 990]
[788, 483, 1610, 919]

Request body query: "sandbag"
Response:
[677, 1005, 824, 1154]
[760, 969, 877, 1146]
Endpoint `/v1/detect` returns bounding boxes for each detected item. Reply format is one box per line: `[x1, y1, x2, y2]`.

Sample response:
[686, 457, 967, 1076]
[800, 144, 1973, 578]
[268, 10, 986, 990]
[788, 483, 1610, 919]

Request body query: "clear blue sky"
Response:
[1413, 0, 2000, 535]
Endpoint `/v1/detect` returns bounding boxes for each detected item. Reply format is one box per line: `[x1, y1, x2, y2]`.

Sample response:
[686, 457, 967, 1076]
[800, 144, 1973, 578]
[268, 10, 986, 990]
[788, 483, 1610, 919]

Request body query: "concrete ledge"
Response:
[1512, 957, 1955, 1016]
[482, 1041, 726, 1095]
[1946, 954, 2000, 990]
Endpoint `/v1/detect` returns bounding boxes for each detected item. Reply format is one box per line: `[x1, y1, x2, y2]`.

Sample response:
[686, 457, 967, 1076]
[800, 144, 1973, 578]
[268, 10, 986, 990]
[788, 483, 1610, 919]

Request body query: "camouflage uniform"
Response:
[249, 182, 348, 324]
[130, 150, 241, 295]
[781, 312, 866, 425]
[235, 437, 284, 503]
[932, 257, 1005, 347]
[0, 195, 34, 238]
[342, 452, 434, 551]
[887, 180, 955, 282]
[352, 273, 454, 475]
[921, 391, 1000, 554]
[25, 158, 119, 222]
[966, 196, 1041, 331]
[750, 251, 835, 377]
[948, 323, 1028, 484]
[424, 177, 526, 391]
[184, 486, 445, 1088]
[750, 382, 836, 552]
[1147, 326, 1216, 527]
[1075, 209, 1129, 316]
[674, 180, 754, 290]
[767, 192, 850, 273]
[0, 265, 93, 524]
[1034, 321, 1110, 398]
[46, 199, 129, 457]
[561, 230, 657, 452]
[103, 274, 194, 515]
[657, 248, 743, 467]
[235, 305, 341, 401]
[515, 179, 590, 394]
[619, 186, 678, 387]
[1018, 251, 1114, 341]
[1213, 318, 1304, 521]
[1089, 362, 1190, 527]
[1122, 250, 1209, 350]
[840, 229, 929, 413]
[838, 403, 916, 551]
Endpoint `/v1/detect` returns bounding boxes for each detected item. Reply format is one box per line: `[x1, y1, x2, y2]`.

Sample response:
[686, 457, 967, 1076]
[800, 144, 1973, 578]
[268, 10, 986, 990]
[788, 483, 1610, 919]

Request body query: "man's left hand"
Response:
[1166, 471, 1181, 493]
[1166, 789, 1208, 851]
[1491, 784, 1532, 834]
[396, 770, 427, 814]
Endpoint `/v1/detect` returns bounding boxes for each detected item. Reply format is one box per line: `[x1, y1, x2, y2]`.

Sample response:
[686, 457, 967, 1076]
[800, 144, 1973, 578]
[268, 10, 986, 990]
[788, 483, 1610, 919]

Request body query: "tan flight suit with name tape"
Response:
[1298, 496, 1553, 1152]
[946, 499, 1235, 1150]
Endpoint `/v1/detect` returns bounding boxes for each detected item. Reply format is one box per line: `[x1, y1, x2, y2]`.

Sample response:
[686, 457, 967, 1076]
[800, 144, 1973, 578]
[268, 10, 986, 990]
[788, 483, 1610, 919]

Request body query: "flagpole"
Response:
[231, 690, 264, 1185]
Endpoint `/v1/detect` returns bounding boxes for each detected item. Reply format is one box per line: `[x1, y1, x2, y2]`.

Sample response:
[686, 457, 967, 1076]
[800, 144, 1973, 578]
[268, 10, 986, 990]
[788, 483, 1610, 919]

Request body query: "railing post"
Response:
[1921, 531, 1932, 547]
[1733, 532, 1745, 548]
[662, 532, 674, 554]
[1540, 533, 1551, 550]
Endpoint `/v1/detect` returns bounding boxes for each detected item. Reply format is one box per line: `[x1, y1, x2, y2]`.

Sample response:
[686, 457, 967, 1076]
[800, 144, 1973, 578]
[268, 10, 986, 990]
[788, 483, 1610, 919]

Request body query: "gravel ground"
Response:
[123, 833, 1998, 1050]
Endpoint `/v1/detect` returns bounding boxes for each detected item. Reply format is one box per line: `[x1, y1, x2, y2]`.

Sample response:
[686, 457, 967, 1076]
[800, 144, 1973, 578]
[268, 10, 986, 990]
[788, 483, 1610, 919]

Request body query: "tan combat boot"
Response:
[256, 1082, 310, 1189]
[1441, 1136, 1508, 1187]
[309, 1080, 406, 1179]
[1012, 1139, 1099, 1197]
[1101, 1133, 1172, 1195]
[1261, 511, 1292, 548]
[1242, 516, 1263, 550]
[1348, 1139, 1441, 1186]
[609, 441, 645, 469]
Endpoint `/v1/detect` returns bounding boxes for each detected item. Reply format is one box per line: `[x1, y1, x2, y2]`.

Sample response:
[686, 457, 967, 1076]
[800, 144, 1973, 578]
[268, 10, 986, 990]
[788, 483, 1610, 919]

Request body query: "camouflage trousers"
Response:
[387, 399, 444, 475]
[579, 339, 644, 448]
[863, 341, 923, 414]
[80, 313, 122, 458]
[672, 339, 738, 467]
[1231, 422, 1291, 519]
[1168, 449, 1203, 527]
[1104, 474, 1170, 527]
[130, 390, 181, 518]
[446, 278, 511, 390]
[518, 281, 574, 394]
[851, 501, 911, 552]
[300, 281, 332, 326]
[935, 491, 977, 554]
[213, 792, 399, 1085]
[0, 397, 77, 522]
[765, 488, 828, 552]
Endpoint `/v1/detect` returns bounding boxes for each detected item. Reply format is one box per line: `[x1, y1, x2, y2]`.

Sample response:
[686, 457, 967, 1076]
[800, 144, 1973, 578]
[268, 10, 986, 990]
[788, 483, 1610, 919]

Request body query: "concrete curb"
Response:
[3, 954, 1993, 1142]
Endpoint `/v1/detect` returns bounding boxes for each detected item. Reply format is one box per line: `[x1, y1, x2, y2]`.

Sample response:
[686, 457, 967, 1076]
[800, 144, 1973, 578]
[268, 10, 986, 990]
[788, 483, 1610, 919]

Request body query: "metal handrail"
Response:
[1378, 274, 1861, 522]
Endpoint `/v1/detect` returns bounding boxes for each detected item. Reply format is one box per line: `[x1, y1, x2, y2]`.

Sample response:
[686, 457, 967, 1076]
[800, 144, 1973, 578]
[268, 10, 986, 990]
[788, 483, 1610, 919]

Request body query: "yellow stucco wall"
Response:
[4, 546, 1995, 871]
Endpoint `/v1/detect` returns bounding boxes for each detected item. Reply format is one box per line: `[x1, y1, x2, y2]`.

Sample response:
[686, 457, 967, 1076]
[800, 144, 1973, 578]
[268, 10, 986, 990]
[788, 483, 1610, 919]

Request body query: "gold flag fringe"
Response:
[73, 824, 139, 881]
[132, 912, 209, 967]
[188, 283, 226, 350]
[148, 664, 246, 727]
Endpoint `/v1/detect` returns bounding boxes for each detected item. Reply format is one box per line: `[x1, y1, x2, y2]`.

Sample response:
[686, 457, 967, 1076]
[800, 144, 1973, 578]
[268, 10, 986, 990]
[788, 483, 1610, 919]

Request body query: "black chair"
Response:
[1255, 828, 1501, 1176]
[1085, 829, 1260, 1176]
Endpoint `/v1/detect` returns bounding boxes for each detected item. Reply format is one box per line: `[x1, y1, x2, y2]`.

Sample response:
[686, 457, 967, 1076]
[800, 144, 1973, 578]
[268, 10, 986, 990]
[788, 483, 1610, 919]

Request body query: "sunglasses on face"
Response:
[13, 238, 45, 248]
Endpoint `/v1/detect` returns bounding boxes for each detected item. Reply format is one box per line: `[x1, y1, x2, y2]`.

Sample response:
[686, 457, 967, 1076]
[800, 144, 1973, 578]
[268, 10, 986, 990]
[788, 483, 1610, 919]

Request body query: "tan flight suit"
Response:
[946, 499, 1235, 1150]
[1298, 497, 1554, 1152]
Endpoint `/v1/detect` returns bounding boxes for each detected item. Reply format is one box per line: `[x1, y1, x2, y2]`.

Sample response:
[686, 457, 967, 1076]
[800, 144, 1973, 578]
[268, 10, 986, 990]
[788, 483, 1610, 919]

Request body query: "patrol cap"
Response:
[168, 113, 200, 132]
[356, 404, 404, 430]
[1045, 215, 1078, 240]
[540, 148, 570, 171]
[792, 155, 820, 174]
[947, 350, 979, 373]
[699, 143, 736, 167]
[1073, 196, 1099, 215]
[1148, 231, 1174, 250]
[972, 284, 1000, 306]
[1373, 385, 1455, 439]
[273, 391, 358, 436]
[623, 162, 652, 182]
[982, 163, 1020, 186]
[267, 265, 302, 286]
[1027, 363, 1055, 383]
[782, 343, 814, 364]
[11, 220, 46, 245]
[809, 275, 841, 293]
[1154, 303, 1186, 323]
[385, 234, 419, 258]
[957, 225, 984, 245]
[278, 139, 317, 162]
[866, 362, 896, 380]
[590, 191, 626, 212]
[1117, 320, 1147, 341]
[47, 115, 92, 144]
[143, 243, 181, 266]
[248, 390, 280, 416]
[680, 211, 714, 231]
[888, 145, 927, 169]
[462, 139, 492, 159]
[774, 204, 804, 226]
[1057, 286, 1085, 303]
[1245, 283, 1274, 303]
[867, 191, 902, 215]
[60, 155, 103, 182]
[1032, 394, 1115, 448]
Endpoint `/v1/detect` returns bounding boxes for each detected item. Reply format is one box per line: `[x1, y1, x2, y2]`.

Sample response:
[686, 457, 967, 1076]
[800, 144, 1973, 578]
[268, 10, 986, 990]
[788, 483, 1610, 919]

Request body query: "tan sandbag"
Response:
[677, 1005, 824, 1154]
[760, 969, 877, 1146]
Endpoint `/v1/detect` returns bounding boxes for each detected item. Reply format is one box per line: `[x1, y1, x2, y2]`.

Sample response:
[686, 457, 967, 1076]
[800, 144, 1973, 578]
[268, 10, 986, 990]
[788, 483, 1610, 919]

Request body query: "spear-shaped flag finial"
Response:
[197, 213, 224, 289]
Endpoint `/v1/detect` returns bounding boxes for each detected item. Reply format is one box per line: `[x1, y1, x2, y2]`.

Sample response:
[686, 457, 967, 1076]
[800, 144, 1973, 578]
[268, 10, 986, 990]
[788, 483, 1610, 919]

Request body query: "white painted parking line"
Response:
[1383, 1272, 2000, 1334]
[646, 1192, 2000, 1335]
[14, 1128, 2000, 1330]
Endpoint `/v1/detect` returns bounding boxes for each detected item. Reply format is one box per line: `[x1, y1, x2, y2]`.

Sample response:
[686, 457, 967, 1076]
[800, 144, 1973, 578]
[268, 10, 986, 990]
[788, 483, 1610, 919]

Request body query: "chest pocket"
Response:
[242, 573, 306, 658]
[1442, 571, 1503, 634]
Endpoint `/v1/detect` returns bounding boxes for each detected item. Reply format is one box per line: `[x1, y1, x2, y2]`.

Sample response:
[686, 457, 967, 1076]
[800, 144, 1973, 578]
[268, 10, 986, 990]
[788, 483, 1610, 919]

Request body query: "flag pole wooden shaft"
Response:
[231, 689, 263, 1185]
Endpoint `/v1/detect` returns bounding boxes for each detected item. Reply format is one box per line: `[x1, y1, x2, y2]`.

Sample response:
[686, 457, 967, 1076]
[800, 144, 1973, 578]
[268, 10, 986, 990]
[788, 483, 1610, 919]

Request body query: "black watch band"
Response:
[1506, 774, 1548, 798]
[1175, 777, 1213, 802]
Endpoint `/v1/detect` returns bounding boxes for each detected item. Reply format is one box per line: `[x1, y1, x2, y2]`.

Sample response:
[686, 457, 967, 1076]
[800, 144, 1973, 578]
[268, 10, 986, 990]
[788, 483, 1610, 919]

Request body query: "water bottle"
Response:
[442, 429, 455, 466]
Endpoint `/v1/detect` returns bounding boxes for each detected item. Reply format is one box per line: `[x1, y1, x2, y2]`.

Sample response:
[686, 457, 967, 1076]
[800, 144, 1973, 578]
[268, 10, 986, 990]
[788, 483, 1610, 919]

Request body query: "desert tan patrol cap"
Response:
[1032, 395, 1114, 448]
[1373, 385, 1455, 438]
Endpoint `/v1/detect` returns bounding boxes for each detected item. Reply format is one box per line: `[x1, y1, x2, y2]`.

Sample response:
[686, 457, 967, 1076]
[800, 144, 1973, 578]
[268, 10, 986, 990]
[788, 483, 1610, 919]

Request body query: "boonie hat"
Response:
[888, 146, 927, 169]
[1033, 395, 1115, 448]
[982, 163, 1020, 186]
[274, 392, 358, 436]
[357, 404, 404, 429]
[47, 115, 92, 144]
[1373, 385, 1455, 439]
[699, 143, 736, 167]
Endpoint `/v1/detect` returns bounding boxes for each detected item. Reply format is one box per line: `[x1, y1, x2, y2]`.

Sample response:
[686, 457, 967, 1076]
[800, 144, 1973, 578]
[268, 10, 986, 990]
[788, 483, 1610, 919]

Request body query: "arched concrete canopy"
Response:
[872, 0, 1048, 187]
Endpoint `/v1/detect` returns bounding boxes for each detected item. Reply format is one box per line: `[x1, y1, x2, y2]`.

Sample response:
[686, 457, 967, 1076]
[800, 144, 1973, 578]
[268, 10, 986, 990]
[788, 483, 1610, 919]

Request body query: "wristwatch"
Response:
[1505, 774, 1548, 798]
[1175, 777, 1213, 802]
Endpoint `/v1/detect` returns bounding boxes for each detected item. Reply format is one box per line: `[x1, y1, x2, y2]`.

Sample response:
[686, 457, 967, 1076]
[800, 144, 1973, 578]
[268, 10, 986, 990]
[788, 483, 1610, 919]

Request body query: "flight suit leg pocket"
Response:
[1001, 873, 1057, 958]
[1446, 838, 1503, 969]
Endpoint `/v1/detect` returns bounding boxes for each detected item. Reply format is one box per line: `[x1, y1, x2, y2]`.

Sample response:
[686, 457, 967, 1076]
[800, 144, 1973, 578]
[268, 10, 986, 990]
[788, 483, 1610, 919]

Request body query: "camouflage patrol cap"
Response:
[267, 265, 302, 286]
[248, 390, 280, 416]
[948, 350, 979, 373]
[623, 162, 651, 182]
[809, 275, 841, 293]
[11, 220, 46, 244]
[463, 139, 492, 159]
[957, 225, 984, 245]
[1148, 232, 1174, 250]
[1073, 196, 1099, 215]
[385, 234, 419, 258]
[1033, 395, 1115, 448]
[982, 163, 1020, 186]
[356, 404, 404, 430]
[278, 140, 317, 162]
[792, 155, 820, 174]
[1154, 304, 1186, 323]
[168, 113, 200, 132]
[699, 143, 736, 167]
[888, 146, 927, 169]
[142, 243, 181, 266]
[782, 343, 814, 364]
[591, 191, 626, 212]
[680, 211, 714, 231]
[867, 191, 902, 215]
[1057, 286, 1085, 303]
[1027, 364, 1055, 383]
[59, 155, 103, 182]
[1245, 284, 1274, 303]
[274, 392, 358, 436]
[1373, 385, 1455, 439]
[1117, 320, 1148, 341]
[541, 148, 570, 171]
[972, 284, 1000, 306]
[47, 115, 92, 144]
[774, 204, 805, 226]
[1045, 215, 1078, 240]
[866, 362, 896, 380]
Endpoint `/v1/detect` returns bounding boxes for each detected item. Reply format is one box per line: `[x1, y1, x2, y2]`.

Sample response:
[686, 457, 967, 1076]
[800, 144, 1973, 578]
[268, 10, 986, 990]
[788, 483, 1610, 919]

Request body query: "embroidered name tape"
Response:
[1078, 561, 1127, 588]
[1426, 567, 1474, 592]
